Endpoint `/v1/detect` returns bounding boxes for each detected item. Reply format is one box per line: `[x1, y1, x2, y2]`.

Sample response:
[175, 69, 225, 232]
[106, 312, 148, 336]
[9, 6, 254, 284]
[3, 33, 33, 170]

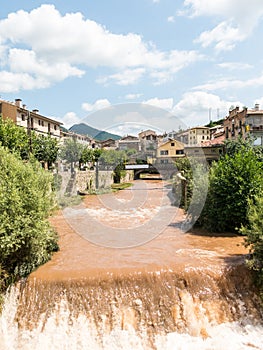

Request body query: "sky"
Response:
[1, 0, 263, 135]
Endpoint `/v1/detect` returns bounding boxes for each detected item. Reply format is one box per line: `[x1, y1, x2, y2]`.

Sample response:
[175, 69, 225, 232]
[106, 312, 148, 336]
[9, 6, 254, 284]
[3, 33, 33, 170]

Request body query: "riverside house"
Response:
[0, 98, 62, 139]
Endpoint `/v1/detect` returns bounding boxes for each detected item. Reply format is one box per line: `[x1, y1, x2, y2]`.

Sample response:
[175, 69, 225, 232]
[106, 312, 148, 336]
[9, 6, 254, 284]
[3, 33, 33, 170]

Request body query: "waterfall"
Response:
[1, 264, 263, 350]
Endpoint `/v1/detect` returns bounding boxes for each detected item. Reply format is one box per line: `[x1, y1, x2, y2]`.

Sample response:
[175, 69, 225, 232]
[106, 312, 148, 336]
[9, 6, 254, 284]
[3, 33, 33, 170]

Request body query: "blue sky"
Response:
[1, 0, 263, 135]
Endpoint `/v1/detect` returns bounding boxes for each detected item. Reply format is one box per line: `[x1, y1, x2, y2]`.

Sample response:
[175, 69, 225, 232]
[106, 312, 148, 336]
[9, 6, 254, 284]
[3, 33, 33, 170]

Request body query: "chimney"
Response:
[22, 104, 27, 109]
[32, 109, 39, 113]
[255, 103, 260, 111]
[15, 98, 22, 108]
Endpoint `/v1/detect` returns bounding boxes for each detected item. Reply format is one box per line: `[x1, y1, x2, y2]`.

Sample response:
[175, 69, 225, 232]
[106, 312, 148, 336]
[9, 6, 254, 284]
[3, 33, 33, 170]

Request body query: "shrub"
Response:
[0, 147, 58, 280]
[199, 149, 263, 232]
[240, 195, 263, 289]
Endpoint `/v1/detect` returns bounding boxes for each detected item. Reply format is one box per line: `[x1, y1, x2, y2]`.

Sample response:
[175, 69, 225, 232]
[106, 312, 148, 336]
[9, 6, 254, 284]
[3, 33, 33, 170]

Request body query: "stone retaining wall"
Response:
[76, 169, 134, 193]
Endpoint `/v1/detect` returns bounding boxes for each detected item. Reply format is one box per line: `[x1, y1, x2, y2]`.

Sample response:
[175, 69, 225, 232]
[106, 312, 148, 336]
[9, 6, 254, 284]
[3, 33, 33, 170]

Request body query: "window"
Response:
[176, 150, 184, 155]
[54, 125, 57, 130]
[171, 142, 175, 146]
[21, 114, 25, 121]
[202, 136, 205, 140]
[160, 150, 169, 155]
[42, 121, 44, 126]
[38, 120, 41, 126]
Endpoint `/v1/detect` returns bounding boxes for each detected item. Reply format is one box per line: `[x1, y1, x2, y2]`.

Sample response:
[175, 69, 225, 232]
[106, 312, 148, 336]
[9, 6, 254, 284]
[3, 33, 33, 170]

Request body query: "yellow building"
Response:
[156, 139, 185, 164]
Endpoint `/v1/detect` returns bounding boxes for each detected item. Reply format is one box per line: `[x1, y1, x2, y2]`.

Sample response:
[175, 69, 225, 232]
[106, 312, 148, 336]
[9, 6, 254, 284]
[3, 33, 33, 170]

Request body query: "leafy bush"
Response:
[240, 195, 263, 289]
[0, 147, 58, 280]
[199, 148, 263, 232]
[0, 117, 29, 159]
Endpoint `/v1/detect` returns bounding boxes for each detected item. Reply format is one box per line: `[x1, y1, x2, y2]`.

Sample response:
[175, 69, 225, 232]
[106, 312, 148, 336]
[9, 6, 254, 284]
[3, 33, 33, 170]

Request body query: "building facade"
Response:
[156, 139, 185, 164]
[223, 106, 246, 141]
[245, 104, 263, 145]
[0, 98, 62, 138]
[188, 127, 210, 145]
[223, 104, 263, 145]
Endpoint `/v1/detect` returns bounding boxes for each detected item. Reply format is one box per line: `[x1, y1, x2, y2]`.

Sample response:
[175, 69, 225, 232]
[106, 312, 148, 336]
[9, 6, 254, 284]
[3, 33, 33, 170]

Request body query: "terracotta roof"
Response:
[202, 134, 225, 146]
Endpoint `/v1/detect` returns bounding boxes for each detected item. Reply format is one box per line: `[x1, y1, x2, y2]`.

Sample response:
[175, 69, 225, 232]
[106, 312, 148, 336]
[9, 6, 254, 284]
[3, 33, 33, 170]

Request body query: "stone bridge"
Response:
[125, 163, 178, 180]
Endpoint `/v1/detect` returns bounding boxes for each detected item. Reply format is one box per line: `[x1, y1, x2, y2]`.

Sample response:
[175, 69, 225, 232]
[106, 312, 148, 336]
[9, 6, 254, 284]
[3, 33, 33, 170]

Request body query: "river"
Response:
[0, 179, 263, 349]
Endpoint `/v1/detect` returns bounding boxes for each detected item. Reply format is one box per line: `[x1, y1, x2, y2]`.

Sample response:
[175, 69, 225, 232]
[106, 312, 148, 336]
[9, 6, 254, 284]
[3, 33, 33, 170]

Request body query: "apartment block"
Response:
[0, 98, 62, 138]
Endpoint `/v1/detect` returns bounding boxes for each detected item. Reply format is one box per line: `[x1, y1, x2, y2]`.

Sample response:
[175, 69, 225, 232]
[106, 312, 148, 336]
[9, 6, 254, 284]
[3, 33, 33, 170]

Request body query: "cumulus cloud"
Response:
[62, 112, 82, 128]
[180, 0, 263, 51]
[0, 4, 202, 92]
[167, 16, 175, 23]
[143, 97, 174, 110]
[82, 99, 111, 113]
[172, 91, 243, 125]
[0, 71, 48, 93]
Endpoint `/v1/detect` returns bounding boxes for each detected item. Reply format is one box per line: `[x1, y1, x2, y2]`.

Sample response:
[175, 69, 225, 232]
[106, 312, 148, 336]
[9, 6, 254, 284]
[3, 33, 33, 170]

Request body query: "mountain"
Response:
[69, 123, 121, 141]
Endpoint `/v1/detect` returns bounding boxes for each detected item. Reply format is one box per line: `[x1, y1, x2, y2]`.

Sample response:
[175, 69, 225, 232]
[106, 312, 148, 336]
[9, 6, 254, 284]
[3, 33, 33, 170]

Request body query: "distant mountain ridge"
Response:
[69, 123, 121, 141]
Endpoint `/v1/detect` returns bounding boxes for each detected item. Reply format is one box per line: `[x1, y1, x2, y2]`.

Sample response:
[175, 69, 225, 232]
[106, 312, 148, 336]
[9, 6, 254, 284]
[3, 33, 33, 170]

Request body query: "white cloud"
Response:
[143, 97, 174, 111]
[0, 71, 48, 93]
[217, 62, 253, 70]
[125, 93, 143, 100]
[173, 91, 243, 126]
[62, 112, 81, 128]
[180, 0, 263, 51]
[82, 99, 111, 113]
[0, 4, 203, 92]
[98, 68, 146, 86]
[167, 16, 175, 23]
[194, 72, 263, 92]
[194, 21, 245, 51]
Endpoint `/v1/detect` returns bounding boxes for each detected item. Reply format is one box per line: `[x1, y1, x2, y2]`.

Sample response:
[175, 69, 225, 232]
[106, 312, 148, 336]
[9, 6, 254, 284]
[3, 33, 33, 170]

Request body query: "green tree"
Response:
[0, 147, 58, 280]
[0, 117, 29, 159]
[31, 133, 59, 169]
[59, 138, 84, 172]
[200, 149, 263, 232]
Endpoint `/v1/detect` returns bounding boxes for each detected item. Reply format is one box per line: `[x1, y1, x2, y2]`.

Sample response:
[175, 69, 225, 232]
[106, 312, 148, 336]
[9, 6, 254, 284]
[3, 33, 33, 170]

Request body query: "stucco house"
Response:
[0, 98, 62, 138]
[156, 139, 185, 164]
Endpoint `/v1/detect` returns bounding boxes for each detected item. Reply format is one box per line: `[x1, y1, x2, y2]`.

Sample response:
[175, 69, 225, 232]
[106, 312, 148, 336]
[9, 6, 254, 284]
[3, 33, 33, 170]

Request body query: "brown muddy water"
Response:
[0, 180, 263, 349]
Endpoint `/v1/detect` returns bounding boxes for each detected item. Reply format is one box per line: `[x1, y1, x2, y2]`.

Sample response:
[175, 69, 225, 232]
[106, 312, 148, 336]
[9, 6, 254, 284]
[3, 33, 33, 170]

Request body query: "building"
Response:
[223, 106, 246, 141]
[156, 139, 185, 164]
[117, 135, 141, 152]
[165, 130, 189, 144]
[99, 138, 117, 150]
[60, 128, 95, 147]
[245, 104, 263, 145]
[210, 124, 224, 140]
[164, 127, 210, 146]
[185, 133, 225, 163]
[138, 129, 158, 158]
[188, 126, 210, 145]
[223, 104, 263, 145]
[0, 98, 62, 138]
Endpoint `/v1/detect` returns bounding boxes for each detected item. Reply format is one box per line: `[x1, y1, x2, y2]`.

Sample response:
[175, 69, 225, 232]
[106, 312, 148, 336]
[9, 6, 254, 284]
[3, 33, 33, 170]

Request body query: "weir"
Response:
[1, 180, 263, 349]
